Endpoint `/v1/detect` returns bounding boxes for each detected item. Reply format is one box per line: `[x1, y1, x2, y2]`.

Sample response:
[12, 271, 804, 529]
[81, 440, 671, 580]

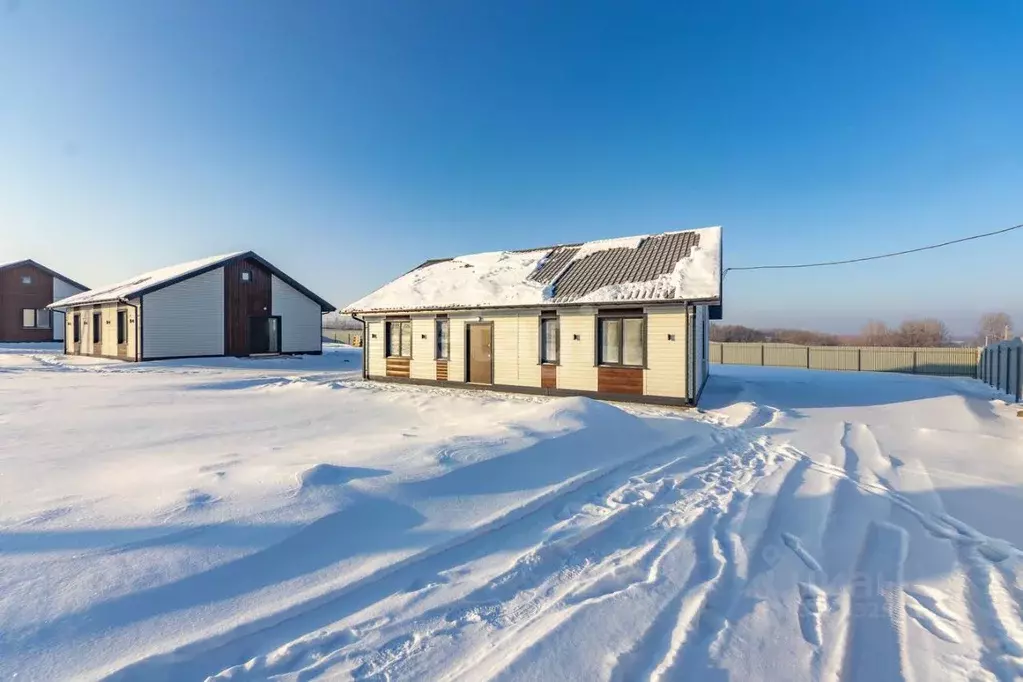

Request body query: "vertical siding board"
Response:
[644, 306, 687, 398]
[366, 318, 386, 377]
[224, 259, 272, 356]
[410, 316, 435, 380]
[557, 309, 598, 391]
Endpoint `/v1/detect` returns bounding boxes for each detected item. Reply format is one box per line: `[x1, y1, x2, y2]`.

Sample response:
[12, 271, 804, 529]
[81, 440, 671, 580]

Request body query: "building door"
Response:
[467, 323, 493, 384]
[248, 316, 281, 355]
[72, 313, 81, 354]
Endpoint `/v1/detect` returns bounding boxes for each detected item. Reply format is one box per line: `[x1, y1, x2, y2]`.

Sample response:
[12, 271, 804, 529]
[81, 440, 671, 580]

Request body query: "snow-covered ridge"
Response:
[49, 252, 246, 308]
[344, 226, 721, 313]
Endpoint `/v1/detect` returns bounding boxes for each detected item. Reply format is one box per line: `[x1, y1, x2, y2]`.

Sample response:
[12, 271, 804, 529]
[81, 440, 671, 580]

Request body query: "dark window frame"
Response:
[92, 311, 102, 344]
[386, 319, 412, 358]
[538, 311, 560, 365]
[117, 309, 128, 345]
[73, 313, 81, 343]
[596, 311, 646, 368]
[435, 317, 450, 360]
[20, 308, 51, 329]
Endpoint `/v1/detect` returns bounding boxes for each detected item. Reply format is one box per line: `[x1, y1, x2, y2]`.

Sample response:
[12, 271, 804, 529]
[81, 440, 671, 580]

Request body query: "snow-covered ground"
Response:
[2, 344, 1023, 681]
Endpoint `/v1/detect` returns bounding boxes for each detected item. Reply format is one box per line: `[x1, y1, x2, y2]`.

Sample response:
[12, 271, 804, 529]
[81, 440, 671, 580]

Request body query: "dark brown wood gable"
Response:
[0, 262, 55, 342]
[224, 257, 273, 356]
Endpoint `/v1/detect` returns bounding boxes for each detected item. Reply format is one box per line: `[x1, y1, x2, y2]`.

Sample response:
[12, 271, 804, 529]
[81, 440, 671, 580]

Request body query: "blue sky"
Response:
[1, 1, 1020, 334]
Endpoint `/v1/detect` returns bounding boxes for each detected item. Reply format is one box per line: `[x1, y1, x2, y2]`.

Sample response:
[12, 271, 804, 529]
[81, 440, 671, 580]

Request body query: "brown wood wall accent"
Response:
[224, 258, 272, 356]
[436, 360, 448, 381]
[541, 364, 557, 389]
[386, 357, 411, 378]
[0, 263, 54, 342]
[597, 366, 643, 395]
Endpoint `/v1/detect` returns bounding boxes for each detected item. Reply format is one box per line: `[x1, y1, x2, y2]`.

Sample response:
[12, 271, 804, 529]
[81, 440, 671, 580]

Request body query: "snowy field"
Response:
[2, 344, 1023, 681]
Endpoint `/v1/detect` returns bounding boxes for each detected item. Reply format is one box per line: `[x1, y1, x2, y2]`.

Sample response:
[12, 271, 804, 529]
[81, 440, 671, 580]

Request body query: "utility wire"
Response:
[724, 222, 1023, 276]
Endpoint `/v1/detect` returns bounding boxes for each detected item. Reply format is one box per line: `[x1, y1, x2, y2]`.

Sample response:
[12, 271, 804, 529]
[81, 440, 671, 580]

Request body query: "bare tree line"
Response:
[712, 312, 1014, 348]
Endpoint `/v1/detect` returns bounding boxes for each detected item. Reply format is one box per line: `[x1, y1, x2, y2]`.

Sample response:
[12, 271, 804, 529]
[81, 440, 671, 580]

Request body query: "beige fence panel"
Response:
[810, 347, 860, 371]
[711, 342, 979, 379]
[720, 343, 765, 366]
[859, 348, 914, 373]
[764, 344, 810, 368]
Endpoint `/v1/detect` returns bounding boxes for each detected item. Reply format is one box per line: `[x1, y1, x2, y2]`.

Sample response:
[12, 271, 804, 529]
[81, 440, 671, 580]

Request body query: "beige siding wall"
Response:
[558, 308, 598, 391]
[517, 313, 541, 387]
[644, 306, 688, 399]
[447, 314, 469, 382]
[366, 317, 386, 377]
[410, 316, 436, 380]
[65, 301, 138, 360]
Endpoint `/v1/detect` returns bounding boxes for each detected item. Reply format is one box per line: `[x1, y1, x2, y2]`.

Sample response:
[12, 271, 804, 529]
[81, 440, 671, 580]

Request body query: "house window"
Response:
[540, 315, 559, 363]
[435, 319, 450, 359]
[21, 275, 31, 285]
[21, 309, 49, 329]
[241, 271, 252, 282]
[387, 320, 412, 357]
[598, 314, 644, 367]
[92, 312, 102, 344]
[117, 310, 128, 345]
[73, 314, 81, 343]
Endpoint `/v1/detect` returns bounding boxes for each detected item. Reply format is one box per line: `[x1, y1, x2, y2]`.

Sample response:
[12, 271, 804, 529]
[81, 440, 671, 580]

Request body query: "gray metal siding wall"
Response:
[979, 339, 1023, 400]
[141, 268, 226, 359]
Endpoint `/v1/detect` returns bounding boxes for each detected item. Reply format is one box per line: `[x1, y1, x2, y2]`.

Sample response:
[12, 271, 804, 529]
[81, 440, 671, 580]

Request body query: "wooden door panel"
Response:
[468, 324, 493, 384]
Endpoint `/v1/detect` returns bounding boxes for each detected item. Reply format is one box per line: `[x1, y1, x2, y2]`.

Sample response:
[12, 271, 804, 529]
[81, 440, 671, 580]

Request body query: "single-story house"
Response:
[0, 259, 88, 343]
[343, 226, 722, 406]
[48, 251, 335, 361]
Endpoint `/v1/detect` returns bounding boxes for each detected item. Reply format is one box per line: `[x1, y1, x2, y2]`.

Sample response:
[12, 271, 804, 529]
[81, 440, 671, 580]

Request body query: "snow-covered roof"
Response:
[0, 259, 88, 290]
[49, 252, 336, 312]
[344, 226, 722, 314]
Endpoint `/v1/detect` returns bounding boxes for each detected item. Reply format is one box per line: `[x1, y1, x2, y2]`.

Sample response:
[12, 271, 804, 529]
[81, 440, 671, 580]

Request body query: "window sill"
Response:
[597, 364, 644, 369]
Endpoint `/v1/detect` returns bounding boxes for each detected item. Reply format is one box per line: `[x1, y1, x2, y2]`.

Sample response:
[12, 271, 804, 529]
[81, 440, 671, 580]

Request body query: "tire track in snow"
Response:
[840, 521, 911, 682]
[102, 436, 707, 682]
[643, 455, 812, 681]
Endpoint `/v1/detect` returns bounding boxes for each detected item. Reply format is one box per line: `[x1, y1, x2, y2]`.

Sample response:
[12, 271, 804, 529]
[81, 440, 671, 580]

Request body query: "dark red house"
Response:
[0, 260, 88, 343]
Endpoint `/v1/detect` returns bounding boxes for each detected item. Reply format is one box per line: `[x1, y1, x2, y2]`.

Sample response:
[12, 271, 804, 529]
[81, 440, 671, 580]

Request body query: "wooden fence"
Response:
[710, 342, 980, 378]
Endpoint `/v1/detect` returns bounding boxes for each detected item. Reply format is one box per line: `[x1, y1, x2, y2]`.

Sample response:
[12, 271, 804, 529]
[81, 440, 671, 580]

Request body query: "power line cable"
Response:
[724, 222, 1023, 276]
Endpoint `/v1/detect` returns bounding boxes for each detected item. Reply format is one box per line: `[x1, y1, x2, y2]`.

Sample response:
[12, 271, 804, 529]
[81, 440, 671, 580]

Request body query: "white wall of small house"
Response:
[141, 267, 225, 359]
[271, 275, 322, 353]
[410, 316, 436, 380]
[366, 317, 386, 376]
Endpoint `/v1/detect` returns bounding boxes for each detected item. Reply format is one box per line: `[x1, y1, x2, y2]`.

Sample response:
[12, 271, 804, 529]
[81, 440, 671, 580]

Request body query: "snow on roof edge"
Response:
[342, 226, 722, 314]
[49, 252, 247, 308]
